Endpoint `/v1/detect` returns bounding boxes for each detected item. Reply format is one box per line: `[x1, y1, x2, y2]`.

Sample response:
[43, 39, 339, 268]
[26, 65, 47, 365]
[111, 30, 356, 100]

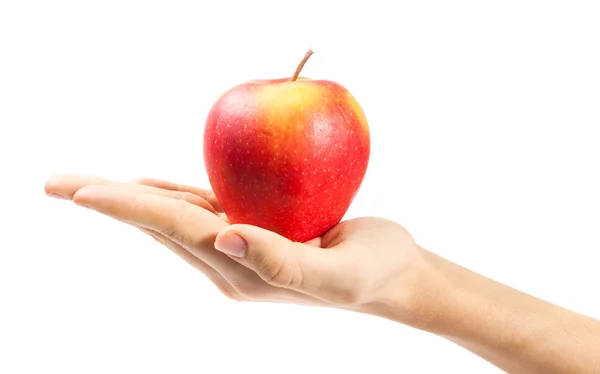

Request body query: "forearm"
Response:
[372, 248, 600, 373]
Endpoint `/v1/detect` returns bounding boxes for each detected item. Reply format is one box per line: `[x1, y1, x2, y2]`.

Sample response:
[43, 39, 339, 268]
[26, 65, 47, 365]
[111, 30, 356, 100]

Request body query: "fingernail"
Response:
[215, 233, 247, 258]
[47, 193, 67, 200]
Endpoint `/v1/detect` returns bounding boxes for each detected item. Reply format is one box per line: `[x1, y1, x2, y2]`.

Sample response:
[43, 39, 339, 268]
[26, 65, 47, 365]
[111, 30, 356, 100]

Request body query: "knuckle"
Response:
[151, 234, 167, 246]
[200, 189, 213, 201]
[179, 191, 199, 204]
[142, 229, 167, 246]
[333, 288, 363, 306]
[332, 271, 370, 306]
[180, 191, 197, 202]
[158, 225, 176, 239]
[158, 200, 193, 246]
[234, 282, 264, 301]
[227, 275, 265, 301]
[257, 251, 296, 288]
[215, 282, 245, 302]
[207, 190, 219, 204]
[261, 259, 288, 287]
[158, 224, 178, 243]
[175, 191, 214, 213]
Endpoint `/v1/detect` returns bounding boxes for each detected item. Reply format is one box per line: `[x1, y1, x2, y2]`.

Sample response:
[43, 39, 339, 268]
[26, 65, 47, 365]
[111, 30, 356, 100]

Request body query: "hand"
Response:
[45, 175, 600, 373]
[44, 175, 426, 317]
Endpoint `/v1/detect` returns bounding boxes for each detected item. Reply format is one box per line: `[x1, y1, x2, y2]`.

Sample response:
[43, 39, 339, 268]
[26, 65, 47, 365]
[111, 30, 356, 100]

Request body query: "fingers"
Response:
[304, 236, 323, 247]
[141, 227, 323, 305]
[45, 174, 217, 213]
[73, 185, 321, 304]
[46, 175, 330, 305]
[133, 177, 223, 212]
[138, 228, 245, 301]
[73, 185, 226, 243]
[214, 224, 359, 304]
[45, 174, 103, 199]
[72, 184, 240, 291]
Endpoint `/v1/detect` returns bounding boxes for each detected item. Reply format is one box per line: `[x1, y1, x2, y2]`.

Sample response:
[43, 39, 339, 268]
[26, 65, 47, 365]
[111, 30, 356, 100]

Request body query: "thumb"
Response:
[214, 224, 334, 291]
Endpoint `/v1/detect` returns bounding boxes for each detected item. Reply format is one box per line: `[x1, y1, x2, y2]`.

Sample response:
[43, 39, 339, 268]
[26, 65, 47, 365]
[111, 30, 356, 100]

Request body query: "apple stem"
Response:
[291, 49, 314, 81]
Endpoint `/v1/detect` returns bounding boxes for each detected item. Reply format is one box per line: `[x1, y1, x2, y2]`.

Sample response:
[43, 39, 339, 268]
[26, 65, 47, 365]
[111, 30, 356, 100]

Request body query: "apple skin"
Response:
[203, 77, 370, 242]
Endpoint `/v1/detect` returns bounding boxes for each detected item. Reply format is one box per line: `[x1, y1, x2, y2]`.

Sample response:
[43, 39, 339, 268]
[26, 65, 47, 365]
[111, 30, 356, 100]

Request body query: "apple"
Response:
[203, 50, 370, 242]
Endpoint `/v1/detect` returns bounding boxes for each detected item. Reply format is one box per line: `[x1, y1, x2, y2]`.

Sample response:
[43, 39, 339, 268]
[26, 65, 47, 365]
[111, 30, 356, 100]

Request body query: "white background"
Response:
[1, 1, 599, 373]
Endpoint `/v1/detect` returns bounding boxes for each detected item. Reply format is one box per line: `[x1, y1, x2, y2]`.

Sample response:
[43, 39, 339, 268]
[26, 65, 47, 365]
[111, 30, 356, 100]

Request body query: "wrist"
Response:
[368, 248, 542, 344]
[357, 245, 600, 373]
[362, 247, 487, 337]
[356, 246, 448, 330]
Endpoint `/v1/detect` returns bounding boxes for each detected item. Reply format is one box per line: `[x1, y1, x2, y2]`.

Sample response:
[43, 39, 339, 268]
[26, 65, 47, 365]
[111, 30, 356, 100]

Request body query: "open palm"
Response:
[45, 175, 422, 312]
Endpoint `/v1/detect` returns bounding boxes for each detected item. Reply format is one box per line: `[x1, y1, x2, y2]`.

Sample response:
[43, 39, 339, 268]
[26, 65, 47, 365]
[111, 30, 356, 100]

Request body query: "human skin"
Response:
[45, 174, 600, 373]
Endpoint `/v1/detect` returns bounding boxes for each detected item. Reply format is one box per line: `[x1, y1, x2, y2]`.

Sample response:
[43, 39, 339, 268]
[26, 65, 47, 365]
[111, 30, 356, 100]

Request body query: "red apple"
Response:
[203, 50, 370, 242]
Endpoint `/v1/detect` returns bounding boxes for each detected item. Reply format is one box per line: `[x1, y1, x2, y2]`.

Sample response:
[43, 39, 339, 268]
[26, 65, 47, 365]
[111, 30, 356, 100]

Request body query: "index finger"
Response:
[73, 185, 228, 249]
[45, 174, 217, 214]
[133, 178, 223, 212]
